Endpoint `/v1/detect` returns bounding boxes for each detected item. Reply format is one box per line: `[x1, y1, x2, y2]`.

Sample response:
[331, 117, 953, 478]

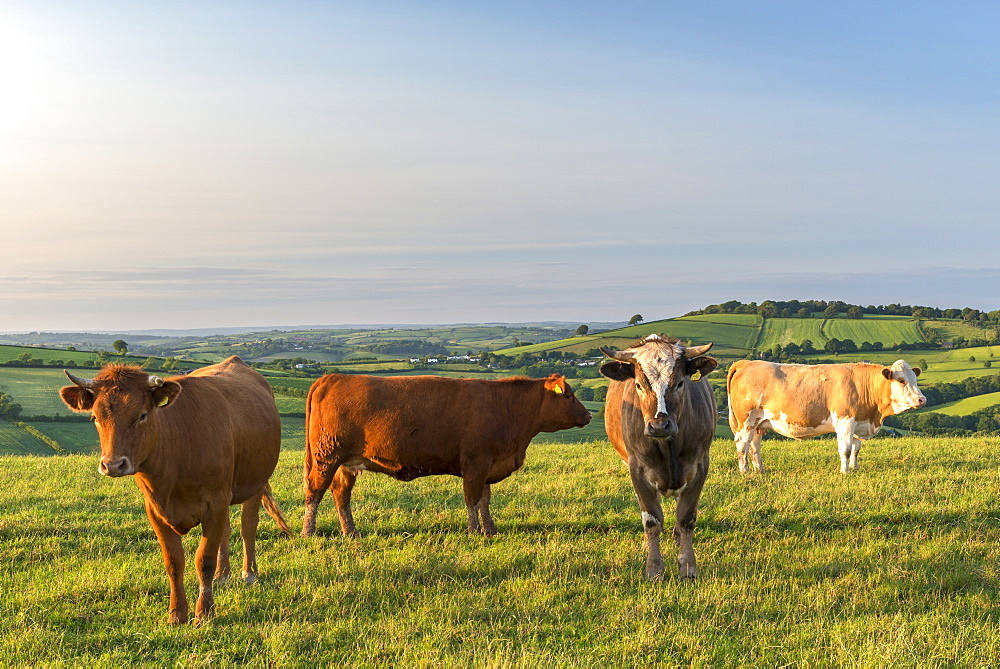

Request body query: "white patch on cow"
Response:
[641, 511, 660, 528]
[760, 408, 834, 440]
[853, 420, 878, 439]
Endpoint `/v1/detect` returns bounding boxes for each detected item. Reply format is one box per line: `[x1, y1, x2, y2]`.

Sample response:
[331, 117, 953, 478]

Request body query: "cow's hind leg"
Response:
[849, 436, 863, 471]
[749, 429, 766, 473]
[330, 467, 360, 537]
[239, 491, 263, 583]
[302, 454, 344, 537]
[628, 463, 665, 580]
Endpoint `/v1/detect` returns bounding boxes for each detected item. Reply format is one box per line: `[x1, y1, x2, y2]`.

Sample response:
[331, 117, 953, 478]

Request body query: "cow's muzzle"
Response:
[645, 414, 678, 439]
[99, 456, 134, 477]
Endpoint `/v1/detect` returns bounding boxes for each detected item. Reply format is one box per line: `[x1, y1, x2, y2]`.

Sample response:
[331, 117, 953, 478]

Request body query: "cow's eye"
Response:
[635, 382, 643, 391]
[138, 412, 148, 423]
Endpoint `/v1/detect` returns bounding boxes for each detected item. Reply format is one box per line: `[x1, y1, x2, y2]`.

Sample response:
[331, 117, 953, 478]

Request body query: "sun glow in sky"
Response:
[2, 1, 999, 332]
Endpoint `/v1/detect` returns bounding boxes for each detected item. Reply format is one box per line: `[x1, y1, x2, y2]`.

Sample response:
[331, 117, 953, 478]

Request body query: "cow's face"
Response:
[60, 366, 181, 477]
[538, 375, 592, 431]
[883, 360, 925, 413]
[600, 335, 717, 439]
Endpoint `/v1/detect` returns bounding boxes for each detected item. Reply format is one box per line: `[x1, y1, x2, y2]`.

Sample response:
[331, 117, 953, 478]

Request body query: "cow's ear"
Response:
[544, 375, 567, 395]
[600, 360, 635, 381]
[151, 381, 182, 408]
[60, 386, 95, 412]
[881, 368, 893, 381]
[911, 367, 921, 377]
[687, 356, 718, 379]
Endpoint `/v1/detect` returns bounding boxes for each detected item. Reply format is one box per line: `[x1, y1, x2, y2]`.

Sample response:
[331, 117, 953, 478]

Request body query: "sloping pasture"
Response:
[758, 317, 827, 349]
[913, 391, 1000, 417]
[2, 436, 999, 664]
[0, 421, 52, 456]
[825, 317, 924, 347]
[0, 368, 78, 417]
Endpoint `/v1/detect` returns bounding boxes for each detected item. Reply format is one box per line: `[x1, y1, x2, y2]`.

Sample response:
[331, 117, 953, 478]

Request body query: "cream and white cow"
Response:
[727, 359, 925, 474]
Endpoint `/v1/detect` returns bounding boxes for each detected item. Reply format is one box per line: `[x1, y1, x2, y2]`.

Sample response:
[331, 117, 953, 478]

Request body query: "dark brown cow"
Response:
[59, 356, 293, 624]
[600, 335, 717, 580]
[301, 373, 591, 537]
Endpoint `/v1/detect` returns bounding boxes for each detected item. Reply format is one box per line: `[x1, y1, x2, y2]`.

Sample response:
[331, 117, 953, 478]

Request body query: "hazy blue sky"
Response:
[3, 1, 998, 331]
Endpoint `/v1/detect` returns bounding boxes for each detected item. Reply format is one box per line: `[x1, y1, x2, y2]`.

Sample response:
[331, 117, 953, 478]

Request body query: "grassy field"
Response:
[824, 317, 924, 347]
[1, 436, 999, 664]
[758, 317, 827, 349]
[914, 392, 1000, 417]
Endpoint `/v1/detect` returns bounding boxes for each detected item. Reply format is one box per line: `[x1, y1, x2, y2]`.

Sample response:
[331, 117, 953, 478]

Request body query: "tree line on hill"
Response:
[687, 299, 1000, 324]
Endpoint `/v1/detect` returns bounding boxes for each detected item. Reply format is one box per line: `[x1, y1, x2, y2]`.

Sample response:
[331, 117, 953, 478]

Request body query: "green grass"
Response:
[1, 436, 999, 664]
[758, 317, 827, 349]
[825, 317, 924, 347]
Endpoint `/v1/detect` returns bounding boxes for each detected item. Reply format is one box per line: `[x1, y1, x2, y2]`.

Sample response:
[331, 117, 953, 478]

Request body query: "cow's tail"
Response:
[726, 362, 740, 434]
[303, 380, 317, 487]
[261, 482, 295, 538]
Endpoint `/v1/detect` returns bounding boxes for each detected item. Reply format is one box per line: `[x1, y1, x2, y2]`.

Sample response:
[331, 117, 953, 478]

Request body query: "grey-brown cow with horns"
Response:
[600, 335, 718, 580]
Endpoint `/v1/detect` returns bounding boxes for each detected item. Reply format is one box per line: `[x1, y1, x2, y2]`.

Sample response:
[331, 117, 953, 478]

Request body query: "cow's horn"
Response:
[683, 342, 714, 358]
[148, 376, 164, 388]
[64, 370, 96, 388]
[600, 346, 635, 361]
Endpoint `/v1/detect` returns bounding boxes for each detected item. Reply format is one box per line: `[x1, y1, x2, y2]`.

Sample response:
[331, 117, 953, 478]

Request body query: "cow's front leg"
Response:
[215, 522, 231, 585]
[194, 504, 229, 622]
[145, 502, 188, 624]
[835, 419, 857, 474]
[674, 456, 708, 580]
[628, 463, 664, 580]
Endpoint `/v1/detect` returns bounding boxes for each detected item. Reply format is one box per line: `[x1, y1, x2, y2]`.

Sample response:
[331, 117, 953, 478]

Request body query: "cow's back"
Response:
[171, 356, 281, 501]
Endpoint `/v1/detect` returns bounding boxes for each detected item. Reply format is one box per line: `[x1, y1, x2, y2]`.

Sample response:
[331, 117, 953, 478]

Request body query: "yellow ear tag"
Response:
[553, 385, 564, 394]
[156, 395, 170, 407]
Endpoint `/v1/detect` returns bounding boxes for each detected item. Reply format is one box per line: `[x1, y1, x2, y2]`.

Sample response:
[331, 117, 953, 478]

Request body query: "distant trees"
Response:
[112, 340, 128, 355]
[0, 391, 22, 419]
[576, 325, 589, 336]
[628, 314, 643, 326]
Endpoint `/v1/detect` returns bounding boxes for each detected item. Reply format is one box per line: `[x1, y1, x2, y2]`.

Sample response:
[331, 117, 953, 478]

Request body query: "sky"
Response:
[2, 1, 998, 332]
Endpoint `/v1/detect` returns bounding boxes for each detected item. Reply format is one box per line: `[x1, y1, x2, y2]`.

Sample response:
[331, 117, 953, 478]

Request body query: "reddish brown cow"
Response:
[60, 356, 292, 624]
[302, 373, 591, 537]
